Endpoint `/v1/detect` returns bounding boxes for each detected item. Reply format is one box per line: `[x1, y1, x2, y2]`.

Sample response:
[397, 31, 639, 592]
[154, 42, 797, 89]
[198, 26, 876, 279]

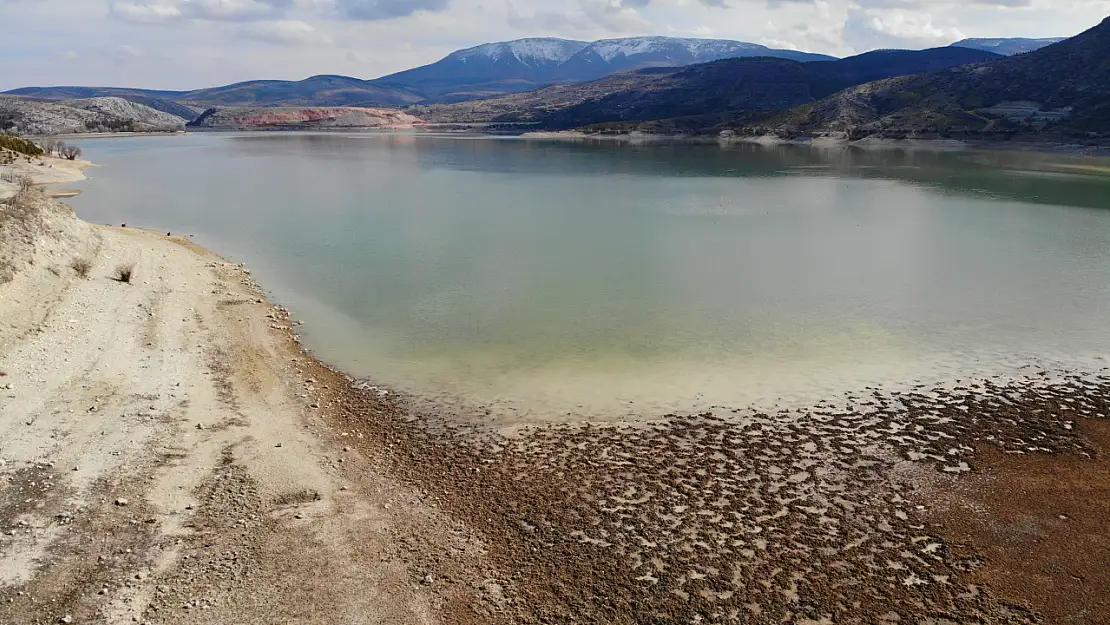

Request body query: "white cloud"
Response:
[0, 0, 1106, 90]
[242, 19, 333, 44]
[110, 1, 184, 24]
[109, 0, 292, 24]
[843, 5, 966, 51]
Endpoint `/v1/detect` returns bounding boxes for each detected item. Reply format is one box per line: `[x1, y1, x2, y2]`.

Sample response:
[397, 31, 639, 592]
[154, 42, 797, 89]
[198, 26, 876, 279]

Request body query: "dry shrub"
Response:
[113, 262, 135, 284]
[71, 257, 91, 278]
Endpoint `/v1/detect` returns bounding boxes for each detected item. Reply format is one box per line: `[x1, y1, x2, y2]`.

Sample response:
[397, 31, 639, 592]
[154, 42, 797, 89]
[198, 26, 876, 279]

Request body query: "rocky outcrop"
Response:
[72, 97, 189, 131]
[187, 106, 423, 129]
[0, 96, 186, 135]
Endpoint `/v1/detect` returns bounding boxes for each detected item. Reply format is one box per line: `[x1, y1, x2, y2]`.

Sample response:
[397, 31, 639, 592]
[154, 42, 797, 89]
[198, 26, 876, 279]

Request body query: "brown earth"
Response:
[929, 419, 1110, 624]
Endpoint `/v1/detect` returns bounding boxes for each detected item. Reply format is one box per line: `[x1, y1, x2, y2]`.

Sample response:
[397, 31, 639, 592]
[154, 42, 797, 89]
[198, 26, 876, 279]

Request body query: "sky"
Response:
[0, 0, 1106, 91]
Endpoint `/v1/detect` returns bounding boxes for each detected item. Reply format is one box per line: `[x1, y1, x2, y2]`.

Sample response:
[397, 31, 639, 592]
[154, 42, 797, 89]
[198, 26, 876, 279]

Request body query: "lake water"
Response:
[66, 133, 1110, 423]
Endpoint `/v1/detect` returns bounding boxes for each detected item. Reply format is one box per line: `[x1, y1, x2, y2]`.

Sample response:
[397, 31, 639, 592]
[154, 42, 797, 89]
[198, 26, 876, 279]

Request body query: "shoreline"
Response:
[2, 158, 1109, 622]
[18, 127, 1110, 164]
[521, 129, 1110, 158]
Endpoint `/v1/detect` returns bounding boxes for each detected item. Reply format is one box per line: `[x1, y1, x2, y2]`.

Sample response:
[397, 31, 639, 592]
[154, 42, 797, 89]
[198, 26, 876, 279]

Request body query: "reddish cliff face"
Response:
[190, 107, 424, 129]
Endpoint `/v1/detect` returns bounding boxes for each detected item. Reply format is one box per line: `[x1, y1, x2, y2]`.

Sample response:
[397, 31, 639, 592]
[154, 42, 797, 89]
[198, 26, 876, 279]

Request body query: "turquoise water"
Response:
[66, 133, 1110, 422]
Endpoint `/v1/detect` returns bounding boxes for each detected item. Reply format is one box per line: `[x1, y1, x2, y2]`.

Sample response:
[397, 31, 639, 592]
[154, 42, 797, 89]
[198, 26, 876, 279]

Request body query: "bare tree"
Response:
[40, 139, 63, 156]
[60, 145, 82, 161]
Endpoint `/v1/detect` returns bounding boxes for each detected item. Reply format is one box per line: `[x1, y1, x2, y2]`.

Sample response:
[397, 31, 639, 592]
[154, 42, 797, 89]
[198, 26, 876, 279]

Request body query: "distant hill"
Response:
[374, 36, 835, 102]
[747, 17, 1110, 143]
[0, 96, 186, 135]
[6, 87, 202, 120]
[950, 37, 1064, 56]
[7, 75, 423, 114]
[187, 106, 422, 130]
[183, 75, 423, 107]
[413, 46, 1000, 130]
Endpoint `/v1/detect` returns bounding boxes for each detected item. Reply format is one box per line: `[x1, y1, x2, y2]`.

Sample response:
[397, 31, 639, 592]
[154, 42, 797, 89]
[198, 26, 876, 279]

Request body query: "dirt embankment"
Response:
[0, 180, 503, 623]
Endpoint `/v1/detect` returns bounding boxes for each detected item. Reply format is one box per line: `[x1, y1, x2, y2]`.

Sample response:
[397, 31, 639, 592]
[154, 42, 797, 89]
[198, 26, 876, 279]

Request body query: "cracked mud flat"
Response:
[330, 367, 1110, 624]
[2, 180, 1108, 624]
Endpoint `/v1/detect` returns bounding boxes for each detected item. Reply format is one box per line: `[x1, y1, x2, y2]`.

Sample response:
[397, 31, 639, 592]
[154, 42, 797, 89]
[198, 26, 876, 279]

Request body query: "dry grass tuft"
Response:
[71, 257, 92, 278]
[113, 262, 135, 284]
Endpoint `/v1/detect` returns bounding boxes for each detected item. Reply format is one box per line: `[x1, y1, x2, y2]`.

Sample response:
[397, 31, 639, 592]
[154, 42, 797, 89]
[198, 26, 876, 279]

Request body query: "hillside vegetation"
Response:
[0, 135, 44, 157]
[744, 16, 1110, 143]
[413, 47, 1000, 130]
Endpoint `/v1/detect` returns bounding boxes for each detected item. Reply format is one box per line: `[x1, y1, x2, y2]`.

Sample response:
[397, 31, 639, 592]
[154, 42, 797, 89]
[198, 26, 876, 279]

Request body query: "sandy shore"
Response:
[0, 170, 499, 623]
[0, 154, 91, 202]
[2, 155, 1109, 624]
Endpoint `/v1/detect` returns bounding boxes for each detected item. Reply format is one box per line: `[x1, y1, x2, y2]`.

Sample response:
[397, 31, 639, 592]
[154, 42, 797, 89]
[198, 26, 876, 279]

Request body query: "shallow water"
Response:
[66, 133, 1110, 422]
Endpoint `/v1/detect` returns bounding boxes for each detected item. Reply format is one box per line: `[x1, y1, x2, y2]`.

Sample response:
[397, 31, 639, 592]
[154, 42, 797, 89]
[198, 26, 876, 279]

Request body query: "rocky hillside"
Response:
[412, 46, 999, 131]
[187, 106, 423, 129]
[745, 16, 1110, 143]
[0, 96, 186, 135]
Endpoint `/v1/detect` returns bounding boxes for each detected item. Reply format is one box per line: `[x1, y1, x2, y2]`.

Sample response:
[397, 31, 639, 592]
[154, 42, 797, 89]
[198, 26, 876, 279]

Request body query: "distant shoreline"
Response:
[519, 129, 1110, 158]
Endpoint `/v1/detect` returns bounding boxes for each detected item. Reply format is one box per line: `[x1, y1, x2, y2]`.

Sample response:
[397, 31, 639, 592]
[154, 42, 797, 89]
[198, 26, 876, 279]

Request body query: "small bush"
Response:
[113, 262, 135, 284]
[5, 175, 37, 210]
[71, 258, 91, 278]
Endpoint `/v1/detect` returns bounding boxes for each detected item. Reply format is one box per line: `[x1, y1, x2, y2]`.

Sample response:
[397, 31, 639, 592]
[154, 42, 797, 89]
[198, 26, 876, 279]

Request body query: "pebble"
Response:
[115, 498, 129, 507]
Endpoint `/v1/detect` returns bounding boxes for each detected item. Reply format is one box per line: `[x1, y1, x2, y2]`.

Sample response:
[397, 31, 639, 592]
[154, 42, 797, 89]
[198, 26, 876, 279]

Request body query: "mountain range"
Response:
[413, 47, 1002, 130]
[375, 37, 834, 102]
[3, 25, 1099, 144]
[3, 35, 837, 111]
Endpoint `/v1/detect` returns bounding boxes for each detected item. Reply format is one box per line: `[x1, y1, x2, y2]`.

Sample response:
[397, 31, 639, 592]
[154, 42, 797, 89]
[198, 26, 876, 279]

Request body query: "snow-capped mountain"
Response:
[374, 38, 588, 102]
[949, 37, 1063, 56]
[374, 36, 835, 102]
[451, 38, 588, 67]
[553, 36, 834, 82]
